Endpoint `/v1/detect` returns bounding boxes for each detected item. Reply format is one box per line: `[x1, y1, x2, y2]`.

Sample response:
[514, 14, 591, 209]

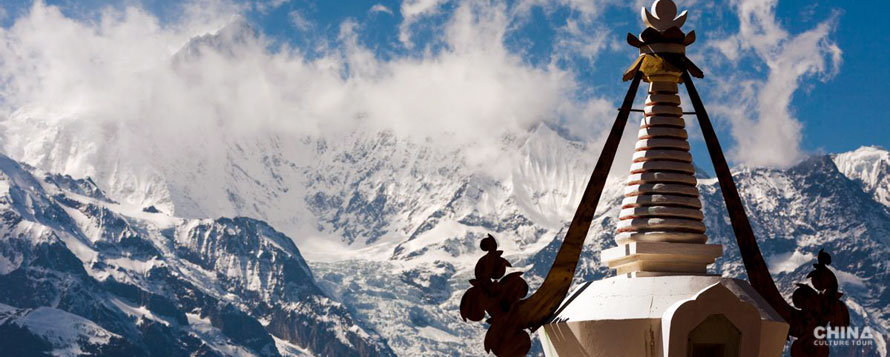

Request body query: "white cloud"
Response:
[369, 4, 393, 16]
[551, 17, 610, 65]
[288, 9, 312, 31]
[514, 0, 612, 22]
[706, 0, 841, 167]
[0, 1, 607, 213]
[254, 0, 290, 14]
[0, 0, 849, 221]
[398, 0, 448, 46]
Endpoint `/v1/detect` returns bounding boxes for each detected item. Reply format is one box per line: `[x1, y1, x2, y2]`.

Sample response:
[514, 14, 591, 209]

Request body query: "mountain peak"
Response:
[172, 18, 261, 63]
[835, 145, 889, 162]
[833, 146, 890, 207]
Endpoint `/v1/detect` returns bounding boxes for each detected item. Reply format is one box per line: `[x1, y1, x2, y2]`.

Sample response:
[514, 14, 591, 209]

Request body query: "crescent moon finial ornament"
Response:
[641, 0, 688, 31]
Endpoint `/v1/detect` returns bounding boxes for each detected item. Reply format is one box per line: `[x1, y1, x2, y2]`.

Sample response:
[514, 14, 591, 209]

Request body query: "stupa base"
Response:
[538, 275, 789, 357]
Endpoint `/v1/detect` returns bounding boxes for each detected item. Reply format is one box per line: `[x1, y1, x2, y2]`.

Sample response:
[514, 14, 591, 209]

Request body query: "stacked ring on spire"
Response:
[617, 82, 707, 245]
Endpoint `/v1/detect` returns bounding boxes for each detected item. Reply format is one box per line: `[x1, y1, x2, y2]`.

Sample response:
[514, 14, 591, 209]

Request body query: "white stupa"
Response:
[537, 1, 790, 356]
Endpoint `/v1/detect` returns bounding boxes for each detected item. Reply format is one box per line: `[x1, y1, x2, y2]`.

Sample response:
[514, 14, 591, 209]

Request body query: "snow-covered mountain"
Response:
[834, 146, 890, 208]
[3, 126, 889, 356]
[1, 22, 888, 356]
[0, 154, 393, 356]
[311, 143, 890, 357]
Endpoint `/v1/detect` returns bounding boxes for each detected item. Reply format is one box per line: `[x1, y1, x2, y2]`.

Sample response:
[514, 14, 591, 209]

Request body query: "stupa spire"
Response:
[601, 0, 721, 277]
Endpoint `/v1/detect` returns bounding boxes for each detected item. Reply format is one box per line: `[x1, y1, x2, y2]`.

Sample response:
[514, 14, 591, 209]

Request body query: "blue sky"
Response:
[0, 0, 887, 169]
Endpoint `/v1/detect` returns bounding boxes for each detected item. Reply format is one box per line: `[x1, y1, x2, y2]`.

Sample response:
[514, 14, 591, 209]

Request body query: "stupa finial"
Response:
[623, 0, 701, 80]
[642, 0, 688, 31]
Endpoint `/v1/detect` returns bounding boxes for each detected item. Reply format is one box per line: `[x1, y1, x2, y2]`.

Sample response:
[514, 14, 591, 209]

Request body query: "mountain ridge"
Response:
[3, 107, 890, 354]
[0, 153, 393, 356]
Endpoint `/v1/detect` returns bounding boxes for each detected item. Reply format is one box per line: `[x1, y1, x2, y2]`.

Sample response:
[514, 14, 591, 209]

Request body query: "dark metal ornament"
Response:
[789, 250, 851, 356]
[459, 235, 531, 356]
[458, 70, 644, 357]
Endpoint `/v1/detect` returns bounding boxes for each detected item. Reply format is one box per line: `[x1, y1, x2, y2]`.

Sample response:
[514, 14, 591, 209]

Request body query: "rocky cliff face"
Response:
[0, 154, 393, 356]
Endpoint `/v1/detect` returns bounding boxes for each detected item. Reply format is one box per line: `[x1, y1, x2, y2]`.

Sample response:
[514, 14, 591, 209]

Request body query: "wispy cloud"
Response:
[398, 0, 448, 46]
[369, 4, 393, 16]
[514, 0, 613, 22]
[253, 0, 290, 14]
[288, 8, 312, 31]
[706, 0, 841, 167]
